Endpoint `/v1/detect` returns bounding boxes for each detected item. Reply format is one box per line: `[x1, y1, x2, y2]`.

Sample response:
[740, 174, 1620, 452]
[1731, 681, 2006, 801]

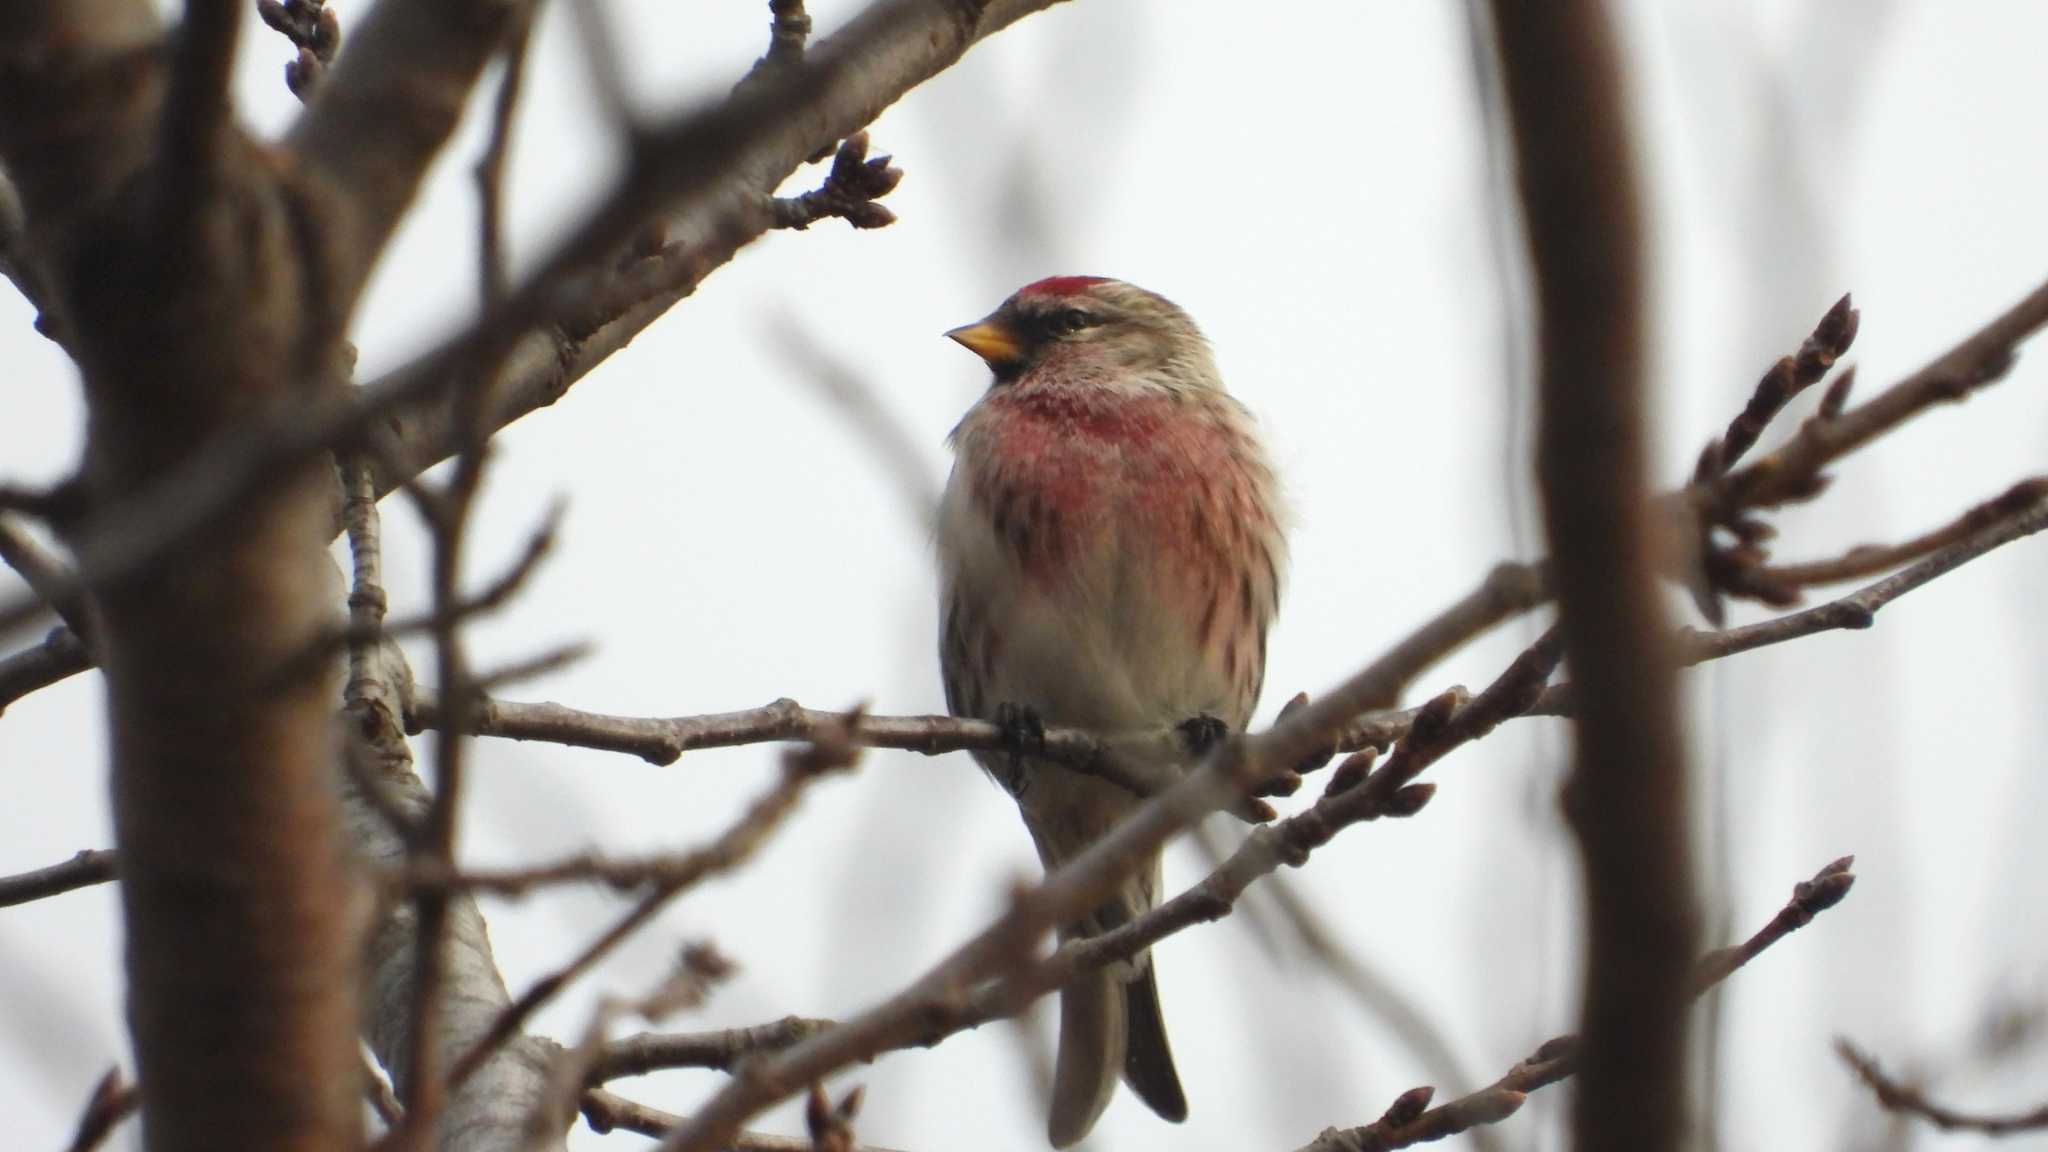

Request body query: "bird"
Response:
[935, 276, 1286, 1146]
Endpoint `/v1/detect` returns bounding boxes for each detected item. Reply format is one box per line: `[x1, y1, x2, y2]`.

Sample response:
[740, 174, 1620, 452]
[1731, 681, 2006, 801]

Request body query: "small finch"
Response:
[936, 277, 1286, 1146]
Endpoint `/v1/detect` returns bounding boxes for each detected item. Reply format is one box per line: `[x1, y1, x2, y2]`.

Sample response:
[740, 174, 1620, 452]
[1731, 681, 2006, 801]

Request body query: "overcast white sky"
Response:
[6, 2, 2048, 1149]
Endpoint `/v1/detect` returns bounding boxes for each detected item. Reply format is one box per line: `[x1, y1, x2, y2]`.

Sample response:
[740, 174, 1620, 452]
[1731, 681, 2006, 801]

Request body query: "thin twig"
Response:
[0, 849, 117, 908]
[406, 479, 2048, 843]
[477, 8, 539, 307]
[64, 1068, 140, 1152]
[1700, 292, 1860, 475]
[397, 379, 499, 1143]
[766, 0, 812, 67]
[1837, 1039, 2048, 1135]
[0, 0, 1082, 646]
[1047, 632, 1562, 993]
[407, 558, 1550, 797]
[1683, 488, 2048, 664]
[1255, 871, 1495, 1152]
[595, 1016, 835, 1081]
[267, 501, 561, 689]
[1293, 857, 1856, 1152]
[580, 1088, 909, 1152]
[768, 133, 902, 231]
[363, 1049, 406, 1130]
[1692, 856, 1854, 992]
[444, 726, 861, 1089]
[0, 625, 90, 713]
[0, 515, 89, 642]
[1718, 275, 2048, 514]
[646, 611, 1567, 1152]
[1753, 477, 2048, 592]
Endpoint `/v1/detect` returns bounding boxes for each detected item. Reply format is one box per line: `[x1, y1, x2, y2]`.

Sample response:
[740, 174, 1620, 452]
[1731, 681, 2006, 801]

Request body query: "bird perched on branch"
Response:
[937, 276, 1287, 1146]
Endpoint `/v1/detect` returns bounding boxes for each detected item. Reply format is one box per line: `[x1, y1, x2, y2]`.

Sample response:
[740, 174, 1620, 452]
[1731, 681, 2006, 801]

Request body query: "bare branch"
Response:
[1488, 7, 1699, 1152]
[1047, 633, 1562, 994]
[0, 0, 1078, 646]
[340, 460, 567, 1152]
[1699, 292, 1860, 476]
[1294, 857, 1856, 1152]
[475, 8, 537, 306]
[358, 0, 1076, 500]
[444, 724, 862, 1089]
[769, 133, 902, 231]
[0, 515, 87, 636]
[1681, 487, 2048, 665]
[1749, 477, 2048, 593]
[64, 1068, 140, 1152]
[285, 0, 534, 307]
[362, 1049, 405, 1132]
[0, 625, 90, 713]
[580, 1088, 910, 1152]
[1691, 856, 1854, 993]
[638, 587, 1576, 1152]
[765, 0, 813, 68]
[1719, 275, 2048, 513]
[157, 0, 240, 228]
[1837, 1040, 2048, 1135]
[595, 1016, 835, 1081]
[0, 848, 117, 907]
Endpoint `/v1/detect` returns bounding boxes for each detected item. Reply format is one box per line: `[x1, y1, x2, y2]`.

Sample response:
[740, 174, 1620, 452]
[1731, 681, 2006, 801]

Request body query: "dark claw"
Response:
[1177, 713, 1231, 757]
[993, 702, 1046, 759]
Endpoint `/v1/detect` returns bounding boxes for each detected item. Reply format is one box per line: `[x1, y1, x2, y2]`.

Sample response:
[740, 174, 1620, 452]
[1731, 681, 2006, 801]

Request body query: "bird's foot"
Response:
[994, 701, 1046, 759]
[1176, 712, 1232, 757]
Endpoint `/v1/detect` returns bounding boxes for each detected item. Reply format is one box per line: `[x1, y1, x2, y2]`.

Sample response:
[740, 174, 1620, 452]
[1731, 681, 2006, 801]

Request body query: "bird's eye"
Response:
[1047, 308, 1097, 337]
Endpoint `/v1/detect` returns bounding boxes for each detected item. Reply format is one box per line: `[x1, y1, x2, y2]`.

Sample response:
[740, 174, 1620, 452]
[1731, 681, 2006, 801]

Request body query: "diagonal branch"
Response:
[359, 0, 1073, 500]
[1294, 858, 1856, 1152]
[286, 0, 537, 308]
[1717, 276, 2048, 514]
[0, 849, 118, 908]
[1837, 1040, 2048, 1135]
[0, 0, 1077, 648]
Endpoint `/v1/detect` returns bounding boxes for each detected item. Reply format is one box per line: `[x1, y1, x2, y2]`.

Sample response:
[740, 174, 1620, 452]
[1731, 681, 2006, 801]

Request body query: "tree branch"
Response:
[0, 624, 89, 713]
[595, 1017, 835, 1081]
[442, 726, 861, 1090]
[1718, 275, 2048, 513]
[286, 0, 535, 309]
[1837, 1039, 2048, 1135]
[1748, 477, 2048, 594]
[1294, 858, 1855, 1152]
[157, 0, 241, 228]
[1488, 6, 1700, 1152]
[340, 460, 571, 1152]
[0, 848, 117, 908]
[580, 1088, 910, 1152]
[0, 0, 1077, 646]
[359, 0, 1073, 501]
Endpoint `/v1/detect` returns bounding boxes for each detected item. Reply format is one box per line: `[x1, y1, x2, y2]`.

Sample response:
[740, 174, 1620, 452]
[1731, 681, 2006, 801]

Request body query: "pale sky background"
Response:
[5, 2, 2048, 1149]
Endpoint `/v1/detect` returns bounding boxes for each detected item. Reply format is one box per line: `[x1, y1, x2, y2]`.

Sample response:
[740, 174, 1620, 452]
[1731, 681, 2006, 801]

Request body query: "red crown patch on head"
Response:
[1016, 275, 1111, 300]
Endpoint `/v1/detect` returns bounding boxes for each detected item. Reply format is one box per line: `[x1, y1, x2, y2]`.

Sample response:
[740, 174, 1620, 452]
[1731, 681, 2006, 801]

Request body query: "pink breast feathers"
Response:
[969, 389, 1263, 592]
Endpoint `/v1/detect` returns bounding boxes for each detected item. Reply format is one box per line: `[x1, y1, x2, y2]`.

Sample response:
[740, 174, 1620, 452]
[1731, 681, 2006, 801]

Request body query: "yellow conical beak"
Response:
[945, 317, 1024, 369]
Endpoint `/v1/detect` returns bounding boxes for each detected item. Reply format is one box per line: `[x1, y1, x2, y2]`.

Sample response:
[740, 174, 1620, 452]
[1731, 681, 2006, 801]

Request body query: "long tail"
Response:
[1049, 961, 1125, 1147]
[1046, 904, 1188, 1144]
[1122, 962, 1187, 1122]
